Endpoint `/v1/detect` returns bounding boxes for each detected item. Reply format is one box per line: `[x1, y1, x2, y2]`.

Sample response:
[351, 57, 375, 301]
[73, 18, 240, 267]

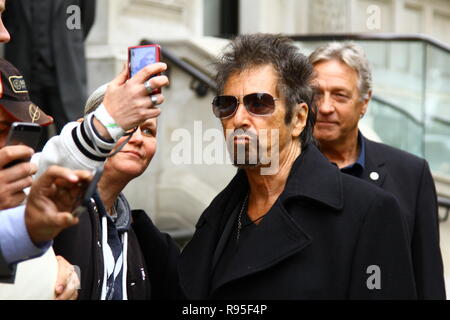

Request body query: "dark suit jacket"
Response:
[361, 137, 445, 299]
[4, 0, 96, 120]
[179, 144, 417, 299]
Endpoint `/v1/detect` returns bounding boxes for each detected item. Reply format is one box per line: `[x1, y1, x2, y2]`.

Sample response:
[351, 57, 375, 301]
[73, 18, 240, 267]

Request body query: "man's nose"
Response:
[0, 21, 10, 43]
[232, 103, 251, 129]
[318, 93, 335, 115]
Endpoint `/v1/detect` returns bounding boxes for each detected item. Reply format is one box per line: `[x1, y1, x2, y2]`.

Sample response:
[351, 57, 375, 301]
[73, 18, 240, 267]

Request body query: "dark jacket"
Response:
[4, 0, 96, 120]
[361, 137, 445, 299]
[179, 144, 417, 299]
[53, 193, 181, 300]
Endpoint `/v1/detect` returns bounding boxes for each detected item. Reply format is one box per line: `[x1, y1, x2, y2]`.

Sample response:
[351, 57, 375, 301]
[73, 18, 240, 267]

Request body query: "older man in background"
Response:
[309, 42, 445, 299]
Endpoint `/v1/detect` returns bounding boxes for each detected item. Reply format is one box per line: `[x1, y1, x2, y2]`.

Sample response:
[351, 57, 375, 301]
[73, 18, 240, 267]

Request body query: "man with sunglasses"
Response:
[178, 33, 416, 299]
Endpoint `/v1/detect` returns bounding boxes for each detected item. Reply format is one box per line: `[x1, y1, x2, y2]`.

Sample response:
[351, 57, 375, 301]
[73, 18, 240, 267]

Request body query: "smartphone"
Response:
[128, 44, 161, 94]
[4, 122, 42, 168]
[72, 166, 104, 217]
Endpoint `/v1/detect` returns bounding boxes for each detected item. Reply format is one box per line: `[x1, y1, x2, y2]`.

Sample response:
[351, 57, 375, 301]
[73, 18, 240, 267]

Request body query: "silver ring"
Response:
[150, 95, 158, 106]
[144, 80, 153, 94]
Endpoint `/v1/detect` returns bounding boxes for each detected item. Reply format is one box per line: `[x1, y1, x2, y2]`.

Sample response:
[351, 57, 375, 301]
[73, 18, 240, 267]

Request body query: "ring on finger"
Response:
[150, 94, 158, 106]
[144, 80, 153, 94]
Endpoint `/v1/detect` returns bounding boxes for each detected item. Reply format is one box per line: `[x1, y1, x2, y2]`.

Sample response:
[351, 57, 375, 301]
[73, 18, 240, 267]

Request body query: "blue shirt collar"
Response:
[340, 131, 365, 174]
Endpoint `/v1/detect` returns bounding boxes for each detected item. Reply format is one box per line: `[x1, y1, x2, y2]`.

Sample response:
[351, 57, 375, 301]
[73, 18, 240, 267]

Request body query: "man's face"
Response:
[0, 0, 11, 43]
[220, 65, 302, 170]
[313, 59, 369, 146]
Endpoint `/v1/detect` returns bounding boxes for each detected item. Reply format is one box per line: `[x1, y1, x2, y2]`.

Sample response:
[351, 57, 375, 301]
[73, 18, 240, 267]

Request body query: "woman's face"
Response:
[105, 118, 157, 179]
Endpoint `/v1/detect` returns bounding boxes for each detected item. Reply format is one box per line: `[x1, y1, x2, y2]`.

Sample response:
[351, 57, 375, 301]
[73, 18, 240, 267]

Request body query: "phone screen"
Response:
[130, 46, 158, 78]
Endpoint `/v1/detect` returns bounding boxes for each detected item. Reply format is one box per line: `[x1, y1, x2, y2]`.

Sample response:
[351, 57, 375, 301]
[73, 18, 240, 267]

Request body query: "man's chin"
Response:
[314, 130, 339, 144]
[233, 162, 261, 169]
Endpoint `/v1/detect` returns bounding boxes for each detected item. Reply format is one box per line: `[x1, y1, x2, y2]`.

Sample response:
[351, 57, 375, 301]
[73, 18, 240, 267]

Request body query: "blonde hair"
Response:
[84, 83, 108, 115]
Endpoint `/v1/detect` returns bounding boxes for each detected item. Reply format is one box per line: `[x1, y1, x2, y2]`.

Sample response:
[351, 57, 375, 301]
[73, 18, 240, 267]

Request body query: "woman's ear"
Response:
[291, 102, 308, 138]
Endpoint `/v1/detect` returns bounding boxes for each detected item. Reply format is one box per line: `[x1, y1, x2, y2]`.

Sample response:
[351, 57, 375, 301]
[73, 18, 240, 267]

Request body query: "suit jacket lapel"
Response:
[362, 137, 387, 188]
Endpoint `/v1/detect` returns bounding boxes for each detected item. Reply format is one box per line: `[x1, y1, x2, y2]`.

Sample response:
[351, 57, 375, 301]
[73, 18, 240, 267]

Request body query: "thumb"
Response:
[53, 212, 79, 230]
[110, 62, 128, 87]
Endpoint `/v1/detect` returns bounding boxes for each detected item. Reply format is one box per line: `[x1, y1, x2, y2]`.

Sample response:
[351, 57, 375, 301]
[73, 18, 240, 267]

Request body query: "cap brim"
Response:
[0, 100, 53, 126]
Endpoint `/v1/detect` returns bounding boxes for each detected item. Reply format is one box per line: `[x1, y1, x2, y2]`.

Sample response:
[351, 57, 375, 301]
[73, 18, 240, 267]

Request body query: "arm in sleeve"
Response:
[348, 191, 417, 299]
[410, 160, 446, 299]
[0, 206, 52, 266]
[33, 114, 116, 177]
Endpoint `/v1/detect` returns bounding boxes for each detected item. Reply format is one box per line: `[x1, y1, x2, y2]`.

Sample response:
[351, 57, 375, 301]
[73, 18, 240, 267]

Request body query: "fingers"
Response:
[0, 191, 26, 210]
[55, 256, 80, 300]
[137, 94, 165, 110]
[73, 169, 94, 182]
[0, 160, 36, 210]
[52, 212, 79, 229]
[2, 161, 38, 183]
[109, 62, 128, 87]
[4, 174, 33, 193]
[136, 75, 169, 96]
[35, 165, 91, 190]
[130, 62, 167, 84]
[0, 145, 34, 168]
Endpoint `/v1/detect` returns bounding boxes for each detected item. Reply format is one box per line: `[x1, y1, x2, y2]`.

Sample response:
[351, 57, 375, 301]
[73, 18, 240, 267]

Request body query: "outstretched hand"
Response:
[25, 165, 93, 245]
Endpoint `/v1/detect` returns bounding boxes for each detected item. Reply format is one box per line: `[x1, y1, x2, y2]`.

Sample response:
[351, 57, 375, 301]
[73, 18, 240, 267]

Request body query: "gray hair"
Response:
[215, 33, 317, 147]
[309, 42, 372, 101]
[84, 83, 108, 115]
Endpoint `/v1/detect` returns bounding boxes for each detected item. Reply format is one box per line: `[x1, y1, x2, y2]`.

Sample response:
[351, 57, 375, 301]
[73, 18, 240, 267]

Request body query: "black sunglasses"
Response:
[212, 92, 282, 119]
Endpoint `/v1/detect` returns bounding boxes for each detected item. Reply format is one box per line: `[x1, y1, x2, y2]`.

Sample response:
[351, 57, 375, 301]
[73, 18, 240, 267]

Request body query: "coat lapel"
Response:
[178, 171, 249, 299]
[362, 137, 388, 188]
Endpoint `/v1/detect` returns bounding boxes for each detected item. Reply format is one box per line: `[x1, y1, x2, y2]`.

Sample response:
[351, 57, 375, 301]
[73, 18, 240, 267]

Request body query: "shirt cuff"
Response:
[0, 205, 52, 265]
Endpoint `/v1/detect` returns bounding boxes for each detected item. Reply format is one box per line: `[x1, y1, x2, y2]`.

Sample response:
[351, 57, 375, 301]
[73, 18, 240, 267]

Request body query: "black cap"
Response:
[0, 59, 53, 126]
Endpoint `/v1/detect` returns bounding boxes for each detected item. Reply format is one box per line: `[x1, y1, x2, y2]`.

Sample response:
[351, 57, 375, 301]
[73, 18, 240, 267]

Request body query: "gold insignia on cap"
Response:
[29, 103, 41, 123]
[9, 76, 28, 93]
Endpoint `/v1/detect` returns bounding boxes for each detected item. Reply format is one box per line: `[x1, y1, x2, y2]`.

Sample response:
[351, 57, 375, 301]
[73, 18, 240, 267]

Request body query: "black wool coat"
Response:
[179, 144, 417, 299]
[361, 137, 445, 299]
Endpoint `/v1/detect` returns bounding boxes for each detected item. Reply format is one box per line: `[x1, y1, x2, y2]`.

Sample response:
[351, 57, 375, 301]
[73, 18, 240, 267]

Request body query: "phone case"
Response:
[128, 44, 162, 95]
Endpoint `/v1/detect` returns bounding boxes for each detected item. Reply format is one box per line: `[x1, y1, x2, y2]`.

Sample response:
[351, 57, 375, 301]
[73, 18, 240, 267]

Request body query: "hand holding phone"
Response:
[4, 122, 42, 168]
[72, 166, 104, 217]
[128, 44, 162, 94]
